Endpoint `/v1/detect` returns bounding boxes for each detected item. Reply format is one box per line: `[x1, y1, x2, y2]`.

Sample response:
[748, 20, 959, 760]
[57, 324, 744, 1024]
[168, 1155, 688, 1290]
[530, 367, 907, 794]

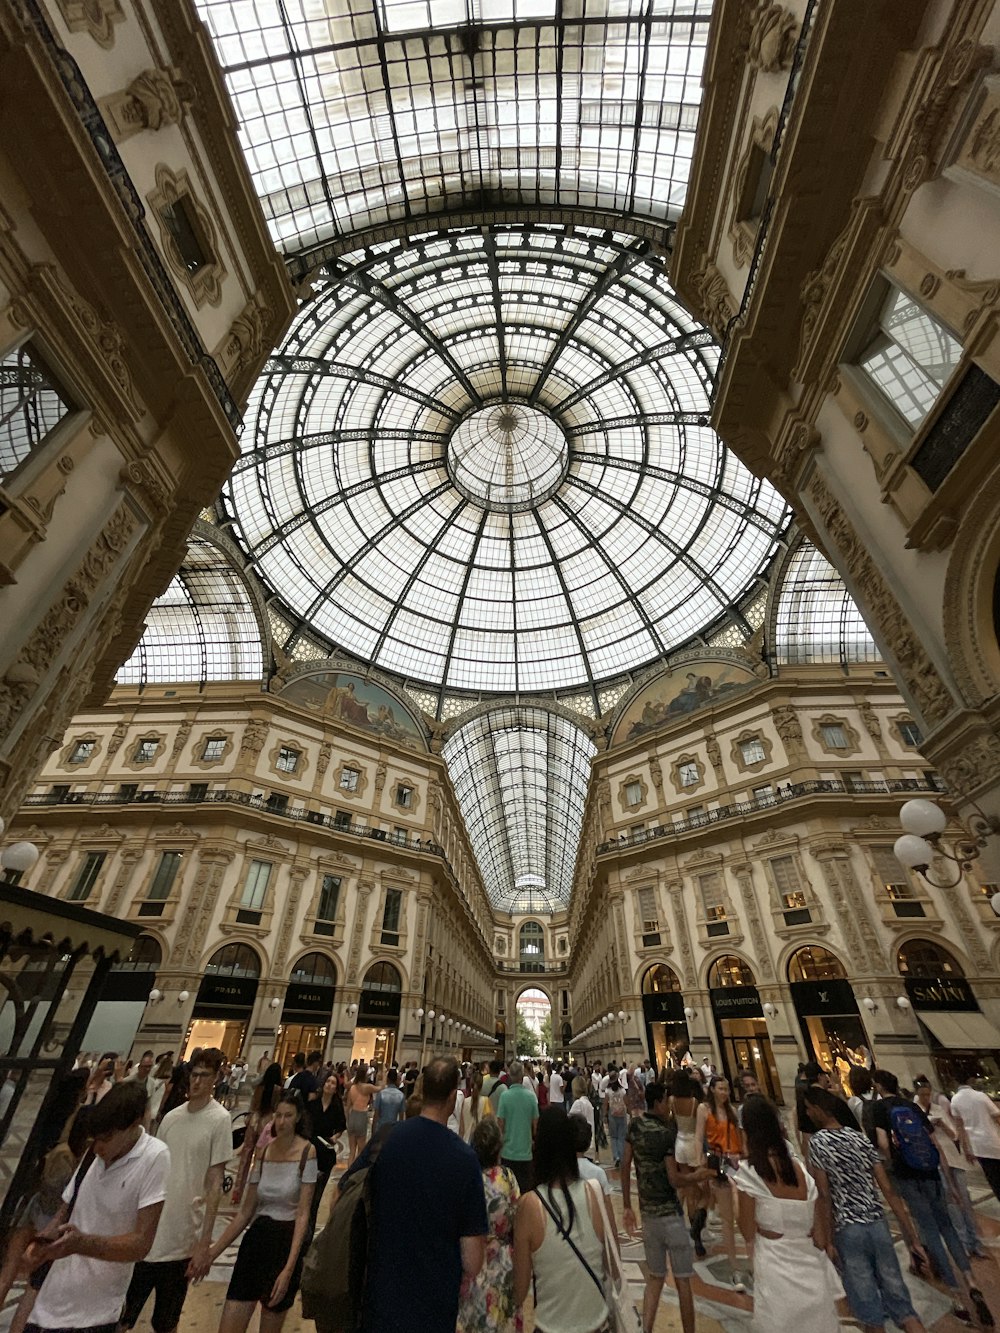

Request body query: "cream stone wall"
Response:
[9, 683, 495, 1068]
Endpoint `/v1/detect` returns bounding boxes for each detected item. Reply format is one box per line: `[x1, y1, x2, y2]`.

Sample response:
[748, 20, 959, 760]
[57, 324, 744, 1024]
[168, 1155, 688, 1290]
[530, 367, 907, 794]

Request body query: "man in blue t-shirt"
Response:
[372, 1067, 405, 1132]
[363, 1055, 487, 1331]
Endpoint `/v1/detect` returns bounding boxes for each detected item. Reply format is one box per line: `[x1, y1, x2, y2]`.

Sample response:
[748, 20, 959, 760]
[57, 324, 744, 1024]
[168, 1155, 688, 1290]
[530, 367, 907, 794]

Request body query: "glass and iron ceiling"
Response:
[195, 0, 712, 267]
[223, 224, 790, 709]
[443, 706, 596, 912]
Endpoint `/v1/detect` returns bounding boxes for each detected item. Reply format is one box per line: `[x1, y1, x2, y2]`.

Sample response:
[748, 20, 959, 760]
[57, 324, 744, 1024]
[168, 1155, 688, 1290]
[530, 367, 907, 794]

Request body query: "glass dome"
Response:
[225, 224, 789, 706]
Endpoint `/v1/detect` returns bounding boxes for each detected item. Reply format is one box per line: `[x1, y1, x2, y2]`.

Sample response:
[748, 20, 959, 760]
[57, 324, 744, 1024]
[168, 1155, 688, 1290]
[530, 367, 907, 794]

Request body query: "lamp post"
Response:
[894, 797, 1000, 891]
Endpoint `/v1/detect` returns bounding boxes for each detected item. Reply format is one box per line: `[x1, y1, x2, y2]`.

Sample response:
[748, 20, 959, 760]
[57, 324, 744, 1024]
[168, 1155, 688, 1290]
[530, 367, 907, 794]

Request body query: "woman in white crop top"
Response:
[209, 1092, 317, 1333]
[514, 1108, 610, 1333]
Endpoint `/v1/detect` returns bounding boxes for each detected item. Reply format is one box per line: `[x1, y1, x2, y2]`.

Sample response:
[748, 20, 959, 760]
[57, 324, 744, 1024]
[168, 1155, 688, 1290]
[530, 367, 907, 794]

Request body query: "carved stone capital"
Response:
[747, 4, 798, 73]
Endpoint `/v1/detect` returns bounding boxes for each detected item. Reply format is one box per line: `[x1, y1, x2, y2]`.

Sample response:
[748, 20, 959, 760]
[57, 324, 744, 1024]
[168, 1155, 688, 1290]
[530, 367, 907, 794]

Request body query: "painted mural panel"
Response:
[278, 671, 426, 749]
[614, 660, 759, 743]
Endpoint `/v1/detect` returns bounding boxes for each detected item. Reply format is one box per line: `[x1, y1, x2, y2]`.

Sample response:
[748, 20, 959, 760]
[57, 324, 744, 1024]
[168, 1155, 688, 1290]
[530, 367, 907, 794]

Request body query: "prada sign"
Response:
[642, 992, 687, 1023]
[195, 975, 259, 1009]
[904, 976, 978, 1012]
[710, 985, 762, 1017]
[358, 989, 401, 1022]
[284, 983, 335, 1015]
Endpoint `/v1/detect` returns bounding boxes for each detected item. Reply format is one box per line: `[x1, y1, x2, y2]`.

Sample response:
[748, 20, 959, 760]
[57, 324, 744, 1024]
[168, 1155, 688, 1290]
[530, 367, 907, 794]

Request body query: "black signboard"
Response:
[790, 979, 860, 1016]
[710, 985, 762, 1018]
[283, 983, 335, 1017]
[100, 970, 157, 1004]
[195, 975, 259, 1009]
[358, 989, 401, 1023]
[904, 976, 979, 1012]
[642, 991, 687, 1023]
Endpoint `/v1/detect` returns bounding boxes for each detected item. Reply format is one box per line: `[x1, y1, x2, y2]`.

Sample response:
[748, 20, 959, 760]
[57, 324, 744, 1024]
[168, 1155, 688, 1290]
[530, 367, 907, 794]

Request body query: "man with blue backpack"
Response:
[872, 1069, 992, 1327]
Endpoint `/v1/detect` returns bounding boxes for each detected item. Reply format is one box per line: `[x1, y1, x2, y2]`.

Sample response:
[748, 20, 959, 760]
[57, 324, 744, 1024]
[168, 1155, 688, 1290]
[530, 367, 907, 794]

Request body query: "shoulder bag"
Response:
[536, 1182, 640, 1333]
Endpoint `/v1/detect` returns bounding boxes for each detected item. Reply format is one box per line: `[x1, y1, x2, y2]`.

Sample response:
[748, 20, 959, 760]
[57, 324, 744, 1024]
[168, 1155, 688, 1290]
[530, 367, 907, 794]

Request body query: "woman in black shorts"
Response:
[209, 1092, 317, 1333]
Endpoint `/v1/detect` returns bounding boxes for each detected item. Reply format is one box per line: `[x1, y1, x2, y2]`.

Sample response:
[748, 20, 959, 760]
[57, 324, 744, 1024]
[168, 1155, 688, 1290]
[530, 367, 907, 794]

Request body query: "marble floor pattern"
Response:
[4, 1128, 1000, 1333]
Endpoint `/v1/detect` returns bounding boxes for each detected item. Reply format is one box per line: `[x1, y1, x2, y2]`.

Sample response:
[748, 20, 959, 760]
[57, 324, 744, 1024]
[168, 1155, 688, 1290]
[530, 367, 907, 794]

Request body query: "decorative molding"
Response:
[731, 728, 773, 773]
[267, 737, 309, 782]
[99, 66, 193, 141]
[120, 730, 166, 771]
[747, 4, 798, 73]
[730, 106, 779, 265]
[618, 772, 648, 811]
[333, 759, 367, 800]
[51, 0, 123, 48]
[147, 164, 225, 308]
[669, 753, 705, 796]
[731, 862, 776, 982]
[771, 704, 805, 761]
[811, 713, 861, 757]
[691, 257, 736, 341]
[188, 730, 234, 770]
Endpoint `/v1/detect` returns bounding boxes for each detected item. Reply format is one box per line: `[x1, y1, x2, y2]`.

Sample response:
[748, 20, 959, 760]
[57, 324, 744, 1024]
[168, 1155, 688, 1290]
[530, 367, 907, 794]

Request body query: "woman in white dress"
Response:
[733, 1097, 843, 1333]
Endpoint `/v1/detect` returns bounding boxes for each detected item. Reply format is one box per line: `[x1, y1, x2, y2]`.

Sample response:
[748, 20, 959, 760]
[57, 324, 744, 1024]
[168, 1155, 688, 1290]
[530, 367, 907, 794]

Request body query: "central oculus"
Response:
[447, 402, 569, 512]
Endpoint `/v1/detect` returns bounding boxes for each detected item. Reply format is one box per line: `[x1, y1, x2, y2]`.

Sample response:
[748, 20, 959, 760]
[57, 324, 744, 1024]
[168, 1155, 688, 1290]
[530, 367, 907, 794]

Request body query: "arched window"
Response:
[897, 939, 964, 979]
[205, 943, 261, 978]
[290, 953, 336, 987]
[642, 964, 683, 994]
[788, 945, 847, 983]
[119, 935, 161, 971]
[707, 955, 756, 989]
[363, 961, 402, 993]
[519, 921, 544, 973]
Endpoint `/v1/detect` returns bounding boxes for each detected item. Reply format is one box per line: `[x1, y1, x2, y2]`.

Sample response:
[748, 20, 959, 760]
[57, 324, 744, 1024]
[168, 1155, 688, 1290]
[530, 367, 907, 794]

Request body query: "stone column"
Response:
[102, 846, 143, 916]
[730, 861, 776, 982]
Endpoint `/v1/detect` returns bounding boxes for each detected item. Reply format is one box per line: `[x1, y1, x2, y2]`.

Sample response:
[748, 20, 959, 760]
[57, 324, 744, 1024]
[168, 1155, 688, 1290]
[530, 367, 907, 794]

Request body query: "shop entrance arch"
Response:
[707, 955, 781, 1103]
[641, 964, 689, 1071]
[515, 986, 551, 1060]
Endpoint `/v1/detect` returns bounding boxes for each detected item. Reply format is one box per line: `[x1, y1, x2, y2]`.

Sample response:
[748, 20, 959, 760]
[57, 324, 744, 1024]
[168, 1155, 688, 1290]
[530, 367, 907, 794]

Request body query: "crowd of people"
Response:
[6, 1046, 1000, 1333]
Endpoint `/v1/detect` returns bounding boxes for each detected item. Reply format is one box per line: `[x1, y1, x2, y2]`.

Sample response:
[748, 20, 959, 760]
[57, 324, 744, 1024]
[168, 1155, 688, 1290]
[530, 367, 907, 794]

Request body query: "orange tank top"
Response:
[705, 1109, 741, 1155]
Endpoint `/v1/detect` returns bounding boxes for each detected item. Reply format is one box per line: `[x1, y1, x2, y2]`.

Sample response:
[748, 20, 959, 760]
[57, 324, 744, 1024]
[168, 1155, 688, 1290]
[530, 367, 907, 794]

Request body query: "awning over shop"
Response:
[918, 1011, 1000, 1050]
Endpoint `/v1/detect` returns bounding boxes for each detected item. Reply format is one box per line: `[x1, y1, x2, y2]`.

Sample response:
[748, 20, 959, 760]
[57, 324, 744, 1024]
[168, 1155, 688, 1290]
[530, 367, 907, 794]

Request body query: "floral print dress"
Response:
[457, 1164, 523, 1333]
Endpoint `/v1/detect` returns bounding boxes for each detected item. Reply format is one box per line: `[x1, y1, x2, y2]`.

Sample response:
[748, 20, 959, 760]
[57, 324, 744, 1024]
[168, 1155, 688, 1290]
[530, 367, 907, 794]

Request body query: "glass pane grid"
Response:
[773, 543, 880, 666]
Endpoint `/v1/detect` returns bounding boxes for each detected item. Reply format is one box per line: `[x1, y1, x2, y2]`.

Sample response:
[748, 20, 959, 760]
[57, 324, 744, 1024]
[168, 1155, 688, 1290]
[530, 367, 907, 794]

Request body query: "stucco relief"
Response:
[747, 4, 798, 73]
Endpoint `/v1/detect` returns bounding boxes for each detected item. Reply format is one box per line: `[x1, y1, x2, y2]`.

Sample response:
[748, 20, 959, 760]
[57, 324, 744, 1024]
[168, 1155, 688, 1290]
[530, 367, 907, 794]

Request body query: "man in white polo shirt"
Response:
[25, 1081, 169, 1333]
[951, 1065, 1000, 1201]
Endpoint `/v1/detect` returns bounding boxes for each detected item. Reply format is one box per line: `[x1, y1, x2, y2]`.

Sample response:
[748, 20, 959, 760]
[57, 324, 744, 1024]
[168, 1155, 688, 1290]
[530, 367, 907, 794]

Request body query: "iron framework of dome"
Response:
[223, 224, 790, 712]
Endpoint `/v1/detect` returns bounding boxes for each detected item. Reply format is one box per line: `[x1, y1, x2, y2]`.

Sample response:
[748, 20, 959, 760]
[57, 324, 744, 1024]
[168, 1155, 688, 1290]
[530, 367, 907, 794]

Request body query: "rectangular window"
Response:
[147, 851, 182, 901]
[820, 724, 848, 749]
[265, 792, 288, 813]
[393, 825, 408, 844]
[241, 860, 272, 911]
[856, 286, 961, 430]
[118, 783, 138, 800]
[333, 810, 352, 830]
[872, 845, 925, 916]
[68, 851, 106, 902]
[276, 746, 300, 774]
[133, 738, 158, 763]
[771, 854, 812, 923]
[740, 738, 766, 765]
[637, 886, 661, 946]
[396, 784, 413, 808]
[381, 888, 403, 944]
[625, 780, 643, 807]
[68, 740, 94, 764]
[201, 737, 226, 761]
[187, 782, 208, 801]
[317, 874, 341, 923]
[678, 761, 699, 787]
[687, 804, 707, 824]
[339, 767, 360, 792]
[698, 871, 726, 921]
[49, 784, 70, 801]
[0, 342, 74, 480]
[159, 195, 210, 273]
[898, 720, 923, 747]
[752, 783, 774, 803]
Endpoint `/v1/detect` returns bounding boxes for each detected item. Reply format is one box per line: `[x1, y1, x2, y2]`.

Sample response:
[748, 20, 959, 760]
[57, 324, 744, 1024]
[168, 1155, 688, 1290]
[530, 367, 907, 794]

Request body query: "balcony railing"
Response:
[23, 786, 444, 856]
[598, 777, 941, 854]
[495, 961, 570, 974]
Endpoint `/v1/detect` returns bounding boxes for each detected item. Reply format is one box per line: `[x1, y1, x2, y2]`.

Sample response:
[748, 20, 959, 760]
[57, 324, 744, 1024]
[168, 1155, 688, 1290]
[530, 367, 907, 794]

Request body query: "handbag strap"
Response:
[66, 1148, 96, 1220]
[536, 1185, 605, 1301]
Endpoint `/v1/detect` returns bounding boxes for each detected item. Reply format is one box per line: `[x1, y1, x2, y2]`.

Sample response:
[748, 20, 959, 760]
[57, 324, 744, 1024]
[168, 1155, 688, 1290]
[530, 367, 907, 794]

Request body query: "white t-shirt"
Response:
[577, 1155, 611, 1196]
[33, 1130, 169, 1330]
[951, 1085, 1000, 1159]
[549, 1071, 565, 1104]
[591, 1070, 602, 1092]
[569, 1096, 595, 1138]
[149, 1099, 232, 1261]
[448, 1088, 466, 1136]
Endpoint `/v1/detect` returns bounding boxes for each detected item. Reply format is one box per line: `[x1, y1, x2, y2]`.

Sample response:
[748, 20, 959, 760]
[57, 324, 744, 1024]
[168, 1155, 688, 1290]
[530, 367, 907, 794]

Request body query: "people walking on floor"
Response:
[23, 1081, 169, 1333]
[604, 1067, 628, 1168]
[914, 1074, 988, 1258]
[871, 1069, 991, 1326]
[463, 1070, 487, 1144]
[547, 1062, 565, 1109]
[513, 1106, 611, 1333]
[733, 1095, 843, 1333]
[121, 1046, 231, 1333]
[570, 1112, 620, 1259]
[287, 1051, 323, 1102]
[696, 1075, 747, 1290]
[620, 1080, 699, 1333]
[344, 1065, 379, 1166]
[483, 1060, 508, 1117]
[568, 1074, 596, 1144]
[362, 1056, 487, 1332]
[951, 1064, 1000, 1203]
[668, 1069, 713, 1258]
[208, 1092, 317, 1333]
[233, 1062, 284, 1203]
[805, 1085, 929, 1333]
[371, 1067, 405, 1136]
[309, 1071, 347, 1232]
[497, 1059, 539, 1195]
[456, 1118, 522, 1333]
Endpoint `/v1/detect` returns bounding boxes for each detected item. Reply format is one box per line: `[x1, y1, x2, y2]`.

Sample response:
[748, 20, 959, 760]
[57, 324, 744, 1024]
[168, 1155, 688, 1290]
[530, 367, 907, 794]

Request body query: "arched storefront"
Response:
[275, 952, 337, 1070]
[707, 955, 781, 1102]
[641, 964, 689, 1072]
[354, 961, 402, 1069]
[185, 943, 261, 1060]
[787, 945, 870, 1095]
[899, 939, 1000, 1088]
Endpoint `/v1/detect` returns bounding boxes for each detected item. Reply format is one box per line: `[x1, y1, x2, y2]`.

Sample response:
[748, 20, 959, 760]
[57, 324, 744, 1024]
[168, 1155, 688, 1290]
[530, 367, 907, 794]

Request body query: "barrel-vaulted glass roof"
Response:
[222, 224, 790, 711]
[773, 543, 880, 667]
[443, 705, 596, 911]
[195, 0, 712, 266]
